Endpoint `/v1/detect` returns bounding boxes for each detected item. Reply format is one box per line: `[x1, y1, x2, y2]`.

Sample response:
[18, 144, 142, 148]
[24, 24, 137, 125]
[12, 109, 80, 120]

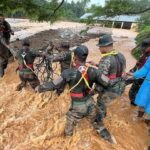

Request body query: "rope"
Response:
[101, 50, 118, 58]
[69, 65, 92, 92]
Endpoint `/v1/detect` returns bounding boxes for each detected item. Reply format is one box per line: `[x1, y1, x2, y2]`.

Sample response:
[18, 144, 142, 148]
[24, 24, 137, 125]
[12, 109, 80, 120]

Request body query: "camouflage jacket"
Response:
[47, 51, 72, 73]
[38, 64, 121, 101]
[10, 48, 41, 74]
[0, 20, 12, 41]
[97, 52, 126, 94]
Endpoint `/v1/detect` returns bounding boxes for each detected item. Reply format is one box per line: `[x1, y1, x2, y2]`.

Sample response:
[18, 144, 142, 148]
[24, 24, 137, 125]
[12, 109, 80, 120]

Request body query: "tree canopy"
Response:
[0, 0, 90, 22]
[104, 0, 150, 16]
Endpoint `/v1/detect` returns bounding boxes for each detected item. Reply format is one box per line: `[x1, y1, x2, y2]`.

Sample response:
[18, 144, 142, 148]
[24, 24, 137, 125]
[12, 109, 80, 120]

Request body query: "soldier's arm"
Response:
[95, 69, 121, 87]
[46, 52, 70, 62]
[37, 69, 70, 93]
[37, 76, 64, 92]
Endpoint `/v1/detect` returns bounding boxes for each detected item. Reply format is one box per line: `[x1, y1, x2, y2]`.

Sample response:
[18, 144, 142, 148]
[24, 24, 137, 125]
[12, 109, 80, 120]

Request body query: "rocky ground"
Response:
[0, 21, 149, 150]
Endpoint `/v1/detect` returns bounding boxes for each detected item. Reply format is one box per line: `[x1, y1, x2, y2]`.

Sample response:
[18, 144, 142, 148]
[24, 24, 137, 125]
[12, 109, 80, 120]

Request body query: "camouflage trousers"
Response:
[16, 72, 40, 91]
[65, 97, 113, 141]
[96, 91, 118, 122]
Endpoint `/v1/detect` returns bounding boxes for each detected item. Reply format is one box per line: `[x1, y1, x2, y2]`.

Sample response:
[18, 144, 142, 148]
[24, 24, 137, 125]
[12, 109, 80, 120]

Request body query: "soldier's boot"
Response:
[94, 121, 116, 144]
[16, 81, 26, 91]
[98, 127, 116, 144]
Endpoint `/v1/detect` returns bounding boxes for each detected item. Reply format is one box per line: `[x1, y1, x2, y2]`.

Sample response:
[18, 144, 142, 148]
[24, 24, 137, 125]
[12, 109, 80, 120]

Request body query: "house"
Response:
[80, 13, 140, 29]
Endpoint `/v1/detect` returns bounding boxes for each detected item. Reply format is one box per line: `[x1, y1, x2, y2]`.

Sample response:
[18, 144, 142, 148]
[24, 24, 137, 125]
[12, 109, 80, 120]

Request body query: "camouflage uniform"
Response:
[37, 45, 121, 143]
[38, 65, 120, 141]
[51, 51, 72, 73]
[46, 41, 72, 73]
[96, 52, 126, 121]
[0, 16, 13, 77]
[0, 20, 13, 45]
[94, 34, 126, 121]
[10, 47, 40, 90]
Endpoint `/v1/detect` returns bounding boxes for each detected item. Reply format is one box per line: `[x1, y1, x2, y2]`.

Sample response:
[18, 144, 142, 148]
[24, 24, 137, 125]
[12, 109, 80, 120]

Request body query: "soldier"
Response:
[89, 34, 126, 122]
[127, 38, 150, 108]
[10, 39, 42, 91]
[0, 14, 14, 45]
[47, 40, 72, 73]
[0, 14, 14, 77]
[35, 45, 122, 143]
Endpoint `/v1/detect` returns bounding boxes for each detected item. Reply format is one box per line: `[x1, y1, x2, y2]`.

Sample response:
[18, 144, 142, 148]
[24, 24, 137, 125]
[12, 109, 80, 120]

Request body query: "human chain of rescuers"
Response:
[0, 13, 150, 149]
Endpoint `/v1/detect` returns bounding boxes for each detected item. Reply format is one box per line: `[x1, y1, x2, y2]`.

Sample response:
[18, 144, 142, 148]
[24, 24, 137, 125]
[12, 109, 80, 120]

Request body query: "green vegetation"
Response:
[0, 0, 89, 22]
[1, 0, 150, 59]
[87, 0, 150, 59]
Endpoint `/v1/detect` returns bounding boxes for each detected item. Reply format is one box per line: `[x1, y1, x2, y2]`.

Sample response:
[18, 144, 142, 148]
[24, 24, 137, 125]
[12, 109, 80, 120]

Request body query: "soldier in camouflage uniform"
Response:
[47, 41, 72, 73]
[127, 38, 150, 108]
[89, 34, 126, 122]
[35, 45, 122, 143]
[0, 14, 14, 77]
[10, 39, 42, 91]
[0, 14, 14, 45]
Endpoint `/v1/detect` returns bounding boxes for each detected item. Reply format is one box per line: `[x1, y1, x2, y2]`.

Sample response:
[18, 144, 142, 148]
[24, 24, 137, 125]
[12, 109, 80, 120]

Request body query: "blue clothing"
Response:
[134, 57, 150, 114]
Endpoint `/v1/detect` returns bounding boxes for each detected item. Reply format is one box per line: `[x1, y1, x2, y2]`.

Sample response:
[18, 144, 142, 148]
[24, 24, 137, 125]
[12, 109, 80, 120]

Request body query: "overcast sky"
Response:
[66, 0, 105, 6]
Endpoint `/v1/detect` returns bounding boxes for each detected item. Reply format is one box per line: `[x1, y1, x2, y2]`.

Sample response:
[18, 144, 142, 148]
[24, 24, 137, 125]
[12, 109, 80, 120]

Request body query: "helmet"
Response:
[22, 39, 30, 46]
[97, 34, 113, 47]
[74, 45, 88, 61]
[61, 41, 70, 49]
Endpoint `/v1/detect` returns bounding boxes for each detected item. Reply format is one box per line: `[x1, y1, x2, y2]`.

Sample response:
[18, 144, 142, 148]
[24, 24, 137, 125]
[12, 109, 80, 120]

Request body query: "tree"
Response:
[60, 0, 90, 21]
[104, 0, 150, 16]
[87, 0, 150, 59]
[0, 0, 65, 22]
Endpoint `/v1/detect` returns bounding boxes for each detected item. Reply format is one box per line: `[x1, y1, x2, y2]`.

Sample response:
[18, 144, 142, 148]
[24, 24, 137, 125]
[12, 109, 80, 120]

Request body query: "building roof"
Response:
[80, 13, 93, 19]
[80, 13, 140, 22]
[94, 15, 140, 22]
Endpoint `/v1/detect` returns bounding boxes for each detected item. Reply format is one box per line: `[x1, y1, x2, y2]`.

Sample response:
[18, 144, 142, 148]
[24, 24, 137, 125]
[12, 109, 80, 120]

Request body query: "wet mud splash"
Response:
[0, 62, 149, 150]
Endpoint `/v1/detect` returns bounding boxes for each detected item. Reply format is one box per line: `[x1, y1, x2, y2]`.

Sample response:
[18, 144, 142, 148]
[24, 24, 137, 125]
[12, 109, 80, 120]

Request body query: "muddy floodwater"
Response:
[0, 22, 149, 150]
